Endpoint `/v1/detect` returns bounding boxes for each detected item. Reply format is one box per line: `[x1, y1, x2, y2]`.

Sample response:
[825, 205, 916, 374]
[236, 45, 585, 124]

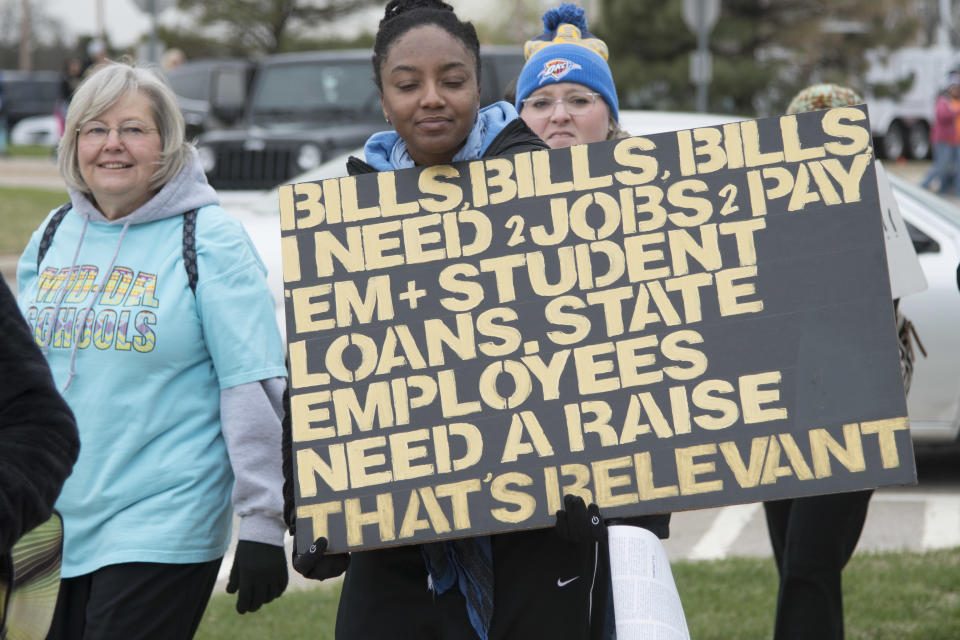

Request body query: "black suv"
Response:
[164, 58, 253, 140]
[196, 47, 524, 190]
[0, 70, 59, 129]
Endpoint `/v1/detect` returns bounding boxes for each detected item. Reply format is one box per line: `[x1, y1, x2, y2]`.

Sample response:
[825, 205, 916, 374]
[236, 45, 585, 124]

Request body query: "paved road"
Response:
[0, 154, 63, 189]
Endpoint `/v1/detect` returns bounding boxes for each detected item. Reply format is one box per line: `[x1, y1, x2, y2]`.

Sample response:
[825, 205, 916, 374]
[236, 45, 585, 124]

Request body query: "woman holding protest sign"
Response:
[514, 4, 629, 148]
[17, 61, 289, 639]
[761, 82, 916, 640]
[282, 1, 613, 638]
[514, 6, 675, 638]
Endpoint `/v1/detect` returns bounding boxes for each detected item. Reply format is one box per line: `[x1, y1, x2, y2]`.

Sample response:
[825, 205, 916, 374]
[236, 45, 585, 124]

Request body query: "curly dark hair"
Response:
[372, 0, 481, 91]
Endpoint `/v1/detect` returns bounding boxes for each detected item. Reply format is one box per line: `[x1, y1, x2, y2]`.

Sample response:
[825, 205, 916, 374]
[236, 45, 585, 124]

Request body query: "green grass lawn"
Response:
[6, 144, 55, 158]
[195, 548, 960, 639]
[0, 185, 68, 255]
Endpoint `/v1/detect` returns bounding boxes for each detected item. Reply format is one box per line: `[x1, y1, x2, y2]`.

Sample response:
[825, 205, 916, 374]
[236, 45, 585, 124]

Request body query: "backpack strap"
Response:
[182, 209, 199, 295]
[35, 203, 201, 297]
[36, 203, 73, 270]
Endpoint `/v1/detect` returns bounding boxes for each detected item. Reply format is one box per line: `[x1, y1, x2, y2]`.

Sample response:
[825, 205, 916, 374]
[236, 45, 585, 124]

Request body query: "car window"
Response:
[168, 69, 208, 101]
[213, 68, 246, 108]
[481, 53, 524, 105]
[905, 220, 941, 254]
[2, 75, 59, 119]
[252, 61, 378, 119]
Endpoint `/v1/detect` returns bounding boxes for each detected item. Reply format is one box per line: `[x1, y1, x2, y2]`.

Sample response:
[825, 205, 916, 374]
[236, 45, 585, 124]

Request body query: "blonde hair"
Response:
[607, 115, 629, 140]
[58, 61, 191, 195]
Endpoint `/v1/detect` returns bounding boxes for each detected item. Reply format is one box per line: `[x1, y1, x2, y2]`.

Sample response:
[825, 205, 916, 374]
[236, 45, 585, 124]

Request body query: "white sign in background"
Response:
[875, 162, 928, 299]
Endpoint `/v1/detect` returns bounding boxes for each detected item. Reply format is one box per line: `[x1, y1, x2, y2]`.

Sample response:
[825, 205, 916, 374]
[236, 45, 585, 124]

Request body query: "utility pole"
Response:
[18, 0, 32, 71]
[682, 0, 720, 113]
[937, 0, 952, 50]
[96, 0, 106, 43]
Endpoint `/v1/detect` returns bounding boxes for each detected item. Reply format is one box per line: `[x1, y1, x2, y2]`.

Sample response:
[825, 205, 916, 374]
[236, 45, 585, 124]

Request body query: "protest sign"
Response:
[279, 105, 916, 553]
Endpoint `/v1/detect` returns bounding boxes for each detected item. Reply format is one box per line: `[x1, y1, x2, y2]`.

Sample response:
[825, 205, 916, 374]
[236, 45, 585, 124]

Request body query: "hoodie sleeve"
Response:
[194, 206, 288, 545]
[0, 276, 79, 554]
[220, 377, 287, 545]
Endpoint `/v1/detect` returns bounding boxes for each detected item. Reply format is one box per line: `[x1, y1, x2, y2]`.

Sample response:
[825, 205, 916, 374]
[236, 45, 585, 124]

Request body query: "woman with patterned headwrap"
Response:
[764, 82, 904, 640]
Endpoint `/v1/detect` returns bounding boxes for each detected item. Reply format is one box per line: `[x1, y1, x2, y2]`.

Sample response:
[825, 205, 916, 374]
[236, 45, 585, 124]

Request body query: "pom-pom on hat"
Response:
[786, 83, 863, 114]
[515, 3, 618, 121]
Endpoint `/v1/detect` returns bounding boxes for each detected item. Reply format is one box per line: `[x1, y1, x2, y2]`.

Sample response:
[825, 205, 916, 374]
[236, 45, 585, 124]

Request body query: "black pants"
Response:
[45, 559, 221, 640]
[335, 528, 606, 640]
[763, 490, 873, 640]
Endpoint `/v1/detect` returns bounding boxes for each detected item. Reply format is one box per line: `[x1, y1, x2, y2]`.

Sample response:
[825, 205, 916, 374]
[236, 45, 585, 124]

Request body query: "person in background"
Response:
[283, 1, 610, 638]
[514, 6, 672, 638]
[162, 48, 186, 73]
[0, 68, 7, 156]
[17, 61, 289, 640]
[920, 75, 960, 194]
[1, 273, 79, 637]
[762, 82, 904, 640]
[514, 4, 629, 147]
[56, 57, 85, 139]
[82, 39, 108, 78]
[1, 274, 79, 638]
[1, 272, 79, 566]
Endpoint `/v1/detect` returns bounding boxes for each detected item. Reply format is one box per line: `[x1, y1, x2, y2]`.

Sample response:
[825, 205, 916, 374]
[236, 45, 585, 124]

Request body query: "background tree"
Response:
[596, 0, 925, 116]
[472, 0, 552, 45]
[0, 0, 72, 70]
[174, 0, 381, 56]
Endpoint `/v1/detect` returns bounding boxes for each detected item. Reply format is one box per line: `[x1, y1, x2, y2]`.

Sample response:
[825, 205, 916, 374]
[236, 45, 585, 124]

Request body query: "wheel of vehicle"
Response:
[909, 121, 931, 160]
[883, 121, 907, 159]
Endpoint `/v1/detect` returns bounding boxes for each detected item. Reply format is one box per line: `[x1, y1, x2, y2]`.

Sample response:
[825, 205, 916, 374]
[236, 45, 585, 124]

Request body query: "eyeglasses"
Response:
[77, 121, 158, 145]
[520, 92, 601, 117]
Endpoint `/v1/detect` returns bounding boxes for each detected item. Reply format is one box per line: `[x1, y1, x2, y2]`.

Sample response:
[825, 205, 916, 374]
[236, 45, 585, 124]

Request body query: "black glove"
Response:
[226, 540, 288, 614]
[555, 494, 607, 542]
[292, 536, 350, 580]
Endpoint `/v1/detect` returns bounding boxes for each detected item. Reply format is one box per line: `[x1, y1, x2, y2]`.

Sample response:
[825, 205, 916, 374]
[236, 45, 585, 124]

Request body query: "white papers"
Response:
[876, 162, 928, 299]
[608, 525, 690, 640]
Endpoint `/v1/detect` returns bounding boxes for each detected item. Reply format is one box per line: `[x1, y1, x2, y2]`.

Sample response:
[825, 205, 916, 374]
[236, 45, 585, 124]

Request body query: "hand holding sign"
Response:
[292, 537, 350, 580]
[555, 494, 607, 542]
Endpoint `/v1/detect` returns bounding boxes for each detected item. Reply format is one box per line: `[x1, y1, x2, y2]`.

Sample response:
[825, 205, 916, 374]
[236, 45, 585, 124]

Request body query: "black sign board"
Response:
[279, 105, 916, 553]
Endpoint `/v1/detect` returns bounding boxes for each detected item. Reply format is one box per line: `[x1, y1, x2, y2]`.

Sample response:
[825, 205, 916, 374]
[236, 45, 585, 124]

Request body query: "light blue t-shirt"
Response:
[17, 204, 287, 576]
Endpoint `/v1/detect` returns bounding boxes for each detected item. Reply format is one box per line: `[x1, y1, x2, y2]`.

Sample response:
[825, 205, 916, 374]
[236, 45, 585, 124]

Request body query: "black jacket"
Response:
[0, 275, 79, 554]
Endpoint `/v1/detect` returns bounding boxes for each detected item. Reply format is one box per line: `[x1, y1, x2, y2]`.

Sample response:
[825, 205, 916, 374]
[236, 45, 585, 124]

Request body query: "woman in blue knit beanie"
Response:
[515, 3, 626, 147]
[517, 8, 681, 640]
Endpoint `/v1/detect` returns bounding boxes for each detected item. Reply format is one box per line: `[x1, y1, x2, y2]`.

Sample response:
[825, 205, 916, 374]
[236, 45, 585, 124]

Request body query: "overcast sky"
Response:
[40, 0, 498, 50]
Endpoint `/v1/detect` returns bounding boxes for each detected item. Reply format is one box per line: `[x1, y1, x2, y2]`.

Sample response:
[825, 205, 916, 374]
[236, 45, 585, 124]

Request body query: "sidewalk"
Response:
[0, 154, 65, 190]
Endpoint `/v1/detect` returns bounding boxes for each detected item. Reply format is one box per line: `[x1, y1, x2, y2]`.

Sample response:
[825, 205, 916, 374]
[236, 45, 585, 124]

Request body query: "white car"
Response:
[224, 110, 960, 445]
[10, 114, 59, 146]
[887, 174, 960, 443]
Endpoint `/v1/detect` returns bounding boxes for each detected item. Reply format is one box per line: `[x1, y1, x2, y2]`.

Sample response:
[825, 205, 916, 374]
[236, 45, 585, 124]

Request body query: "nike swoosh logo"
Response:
[557, 576, 580, 587]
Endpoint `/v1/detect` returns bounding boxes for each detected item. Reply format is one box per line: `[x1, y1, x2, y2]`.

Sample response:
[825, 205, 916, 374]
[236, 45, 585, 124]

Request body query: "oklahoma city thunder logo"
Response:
[537, 58, 582, 84]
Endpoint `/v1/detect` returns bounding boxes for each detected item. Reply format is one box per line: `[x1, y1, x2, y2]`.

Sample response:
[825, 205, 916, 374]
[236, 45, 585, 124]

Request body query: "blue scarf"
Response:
[363, 101, 519, 640]
[363, 100, 518, 171]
